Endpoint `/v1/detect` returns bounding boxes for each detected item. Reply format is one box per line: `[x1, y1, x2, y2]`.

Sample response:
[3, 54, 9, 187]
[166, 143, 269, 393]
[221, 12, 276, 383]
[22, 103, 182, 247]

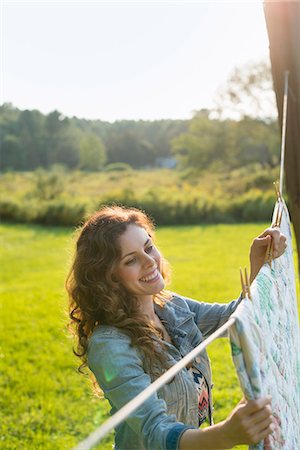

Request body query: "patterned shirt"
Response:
[188, 366, 210, 426]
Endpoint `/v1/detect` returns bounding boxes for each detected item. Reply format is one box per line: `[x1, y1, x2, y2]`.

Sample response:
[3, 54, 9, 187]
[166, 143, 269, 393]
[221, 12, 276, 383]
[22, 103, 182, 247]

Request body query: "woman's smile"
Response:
[140, 268, 160, 283]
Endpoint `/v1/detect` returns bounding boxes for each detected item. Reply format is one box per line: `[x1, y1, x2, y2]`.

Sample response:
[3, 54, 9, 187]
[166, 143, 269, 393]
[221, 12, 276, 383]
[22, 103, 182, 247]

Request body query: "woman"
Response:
[66, 205, 286, 450]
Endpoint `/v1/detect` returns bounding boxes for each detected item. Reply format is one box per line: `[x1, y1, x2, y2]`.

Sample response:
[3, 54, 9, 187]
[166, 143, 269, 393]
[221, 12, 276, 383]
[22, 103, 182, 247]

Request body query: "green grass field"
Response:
[0, 223, 299, 450]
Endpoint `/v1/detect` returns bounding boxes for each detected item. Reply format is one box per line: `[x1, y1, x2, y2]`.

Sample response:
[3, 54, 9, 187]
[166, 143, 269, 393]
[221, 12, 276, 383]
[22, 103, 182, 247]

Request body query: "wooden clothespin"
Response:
[273, 203, 283, 228]
[264, 182, 284, 267]
[273, 181, 283, 203]
[240, 267, 252, 300]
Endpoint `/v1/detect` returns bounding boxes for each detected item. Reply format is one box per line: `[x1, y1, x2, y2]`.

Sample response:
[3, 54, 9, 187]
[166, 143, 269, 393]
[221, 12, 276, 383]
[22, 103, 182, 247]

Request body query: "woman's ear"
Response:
[109, 267, 119, 284]
[111, 273, 118, 282]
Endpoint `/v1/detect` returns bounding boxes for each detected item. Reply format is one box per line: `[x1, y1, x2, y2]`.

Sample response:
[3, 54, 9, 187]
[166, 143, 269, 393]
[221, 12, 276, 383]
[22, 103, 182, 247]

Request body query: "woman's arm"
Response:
[179, 397, 274, 450]
[182, 295, 243, 339]
[176, 227, 286, 337]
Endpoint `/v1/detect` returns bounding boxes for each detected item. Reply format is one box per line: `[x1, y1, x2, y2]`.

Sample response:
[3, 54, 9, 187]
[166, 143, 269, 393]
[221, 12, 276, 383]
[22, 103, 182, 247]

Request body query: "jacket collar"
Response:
[154, 295, 195, 325]
[154, 297, 195, 352]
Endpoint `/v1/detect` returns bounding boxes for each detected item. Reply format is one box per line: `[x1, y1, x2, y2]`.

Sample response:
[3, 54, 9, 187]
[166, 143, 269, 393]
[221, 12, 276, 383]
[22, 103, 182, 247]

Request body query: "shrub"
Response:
[35, 201, 86, 226]
[0, 192, 275, 226]
[228, 190, 274, 222]
[31, 169, 65, 201]
[104, 163, 133, 172]
[0, 200, 20, 222]
[0, 199, 86, 226]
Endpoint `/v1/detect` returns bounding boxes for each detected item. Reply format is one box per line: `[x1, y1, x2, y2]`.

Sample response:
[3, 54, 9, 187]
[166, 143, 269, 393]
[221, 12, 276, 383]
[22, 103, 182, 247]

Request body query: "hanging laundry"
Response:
[229, 201, 300, 450]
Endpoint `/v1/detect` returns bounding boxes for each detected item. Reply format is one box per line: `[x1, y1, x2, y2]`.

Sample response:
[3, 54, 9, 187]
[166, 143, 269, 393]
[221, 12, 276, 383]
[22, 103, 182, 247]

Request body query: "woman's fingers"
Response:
[252, 415, 273, 434]
[243, 397, 272, 414]
[254, 227, 287, 259]
[249, 404, 272, 426]
[253, 235, 271, 246]
[252, 422, 275, 445]
[264, 435, 271, 449]
[270, 233, 287, 258]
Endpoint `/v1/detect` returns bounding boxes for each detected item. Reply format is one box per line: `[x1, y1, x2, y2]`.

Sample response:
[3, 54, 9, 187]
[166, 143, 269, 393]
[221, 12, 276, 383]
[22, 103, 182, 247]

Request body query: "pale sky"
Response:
[1, 1, 270, 122]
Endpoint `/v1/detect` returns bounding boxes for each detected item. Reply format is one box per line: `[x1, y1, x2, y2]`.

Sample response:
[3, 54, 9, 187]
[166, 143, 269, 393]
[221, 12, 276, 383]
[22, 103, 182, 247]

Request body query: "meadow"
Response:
[0, 222, 299, 450]
[0, 167, 280, 226]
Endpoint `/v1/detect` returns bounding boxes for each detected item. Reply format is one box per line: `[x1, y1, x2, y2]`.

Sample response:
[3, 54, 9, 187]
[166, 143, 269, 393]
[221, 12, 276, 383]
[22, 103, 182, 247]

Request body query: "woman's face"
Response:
[114, 224, 165, 300]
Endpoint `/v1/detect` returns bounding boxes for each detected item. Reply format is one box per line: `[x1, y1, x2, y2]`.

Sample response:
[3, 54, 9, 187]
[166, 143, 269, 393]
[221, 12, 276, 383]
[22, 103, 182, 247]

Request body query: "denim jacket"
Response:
[87, 294, 241, 450]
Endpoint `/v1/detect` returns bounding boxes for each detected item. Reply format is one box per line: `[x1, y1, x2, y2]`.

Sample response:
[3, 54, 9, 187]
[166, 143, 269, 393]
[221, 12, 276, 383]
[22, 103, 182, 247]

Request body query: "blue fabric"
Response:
[88, 293, 241, 450]
[166, 424, 194, 450]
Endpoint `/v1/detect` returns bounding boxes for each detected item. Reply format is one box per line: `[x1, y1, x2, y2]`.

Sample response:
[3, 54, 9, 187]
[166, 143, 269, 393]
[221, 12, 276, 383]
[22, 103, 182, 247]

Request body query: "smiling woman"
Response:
[66, 206, 173, 380]
[66, 205, 286, 450]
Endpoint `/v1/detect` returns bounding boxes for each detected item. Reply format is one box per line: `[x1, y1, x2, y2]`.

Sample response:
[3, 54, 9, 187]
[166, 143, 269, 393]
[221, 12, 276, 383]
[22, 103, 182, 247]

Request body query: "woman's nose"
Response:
[142, 252, 156, 267]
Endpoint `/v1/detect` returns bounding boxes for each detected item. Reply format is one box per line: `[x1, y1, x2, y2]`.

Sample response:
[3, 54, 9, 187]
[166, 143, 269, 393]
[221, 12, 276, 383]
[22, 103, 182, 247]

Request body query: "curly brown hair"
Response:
[66, 205, 172, 378]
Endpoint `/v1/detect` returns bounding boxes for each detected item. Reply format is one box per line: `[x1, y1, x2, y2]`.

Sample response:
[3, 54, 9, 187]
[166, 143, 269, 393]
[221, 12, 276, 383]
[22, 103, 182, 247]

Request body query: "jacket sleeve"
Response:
[87, 332, 194, 450]
[181, 295, 242, 339]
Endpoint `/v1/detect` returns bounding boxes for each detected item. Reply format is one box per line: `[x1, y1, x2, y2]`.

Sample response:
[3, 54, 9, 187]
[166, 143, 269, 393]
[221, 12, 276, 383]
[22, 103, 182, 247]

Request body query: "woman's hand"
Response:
[249, 227, 287, 283]
[179, 397, 275, 449]
[221, 397, 274, 448]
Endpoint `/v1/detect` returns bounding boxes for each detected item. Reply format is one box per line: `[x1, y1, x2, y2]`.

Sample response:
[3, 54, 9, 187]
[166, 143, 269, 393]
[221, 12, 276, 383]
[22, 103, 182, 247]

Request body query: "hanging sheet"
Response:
[229, 202, 300, 450]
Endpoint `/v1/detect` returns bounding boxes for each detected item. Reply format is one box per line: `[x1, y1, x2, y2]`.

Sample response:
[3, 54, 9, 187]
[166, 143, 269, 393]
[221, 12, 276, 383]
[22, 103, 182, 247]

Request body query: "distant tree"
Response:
[0, 103, 21, 131]
[102, 120, 188, 167]
[18, 109, 46, 169]
[171, 110, 229, 170]
[79, 133, 106, 170]
[214, 60, 277, 120]
[172, 109, 280, 171]
[138, 119, 188, 160]
[45, 111, 81, 168]
[1, 134, 23, 170]
[212, 60, 280, 168]
[0, 104, 22, 170]
[234, 118, 280, 168]
[106, 128, 153, 168]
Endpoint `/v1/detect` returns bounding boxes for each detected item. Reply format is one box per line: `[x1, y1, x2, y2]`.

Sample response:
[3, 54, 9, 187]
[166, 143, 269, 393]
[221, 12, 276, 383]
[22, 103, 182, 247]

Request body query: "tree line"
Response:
[0, 104, 188, 171]
[0, 60, 281, 172]
[0, 103, 280, 172]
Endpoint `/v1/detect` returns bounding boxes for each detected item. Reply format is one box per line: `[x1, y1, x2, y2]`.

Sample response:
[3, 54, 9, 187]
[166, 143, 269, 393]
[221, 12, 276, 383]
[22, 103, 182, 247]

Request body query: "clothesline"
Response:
[279, 70, 289, 196]
[72, 317, 237, 450]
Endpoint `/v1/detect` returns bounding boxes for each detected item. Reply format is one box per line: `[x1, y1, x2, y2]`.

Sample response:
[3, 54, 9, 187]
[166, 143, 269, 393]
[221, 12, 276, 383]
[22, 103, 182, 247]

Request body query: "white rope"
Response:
[72, 316, 237, 450]
[279, 70, 289, 196]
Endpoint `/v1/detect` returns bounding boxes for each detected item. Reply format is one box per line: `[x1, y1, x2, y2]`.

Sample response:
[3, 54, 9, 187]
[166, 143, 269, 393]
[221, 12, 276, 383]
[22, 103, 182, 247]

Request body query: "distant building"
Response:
[155, 157, 177, 169]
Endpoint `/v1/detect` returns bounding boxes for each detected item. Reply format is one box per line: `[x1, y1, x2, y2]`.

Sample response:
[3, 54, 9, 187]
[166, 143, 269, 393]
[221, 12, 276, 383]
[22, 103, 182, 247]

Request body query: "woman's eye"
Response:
[125, 258, 136, 266]
[145, 245, 153, 253]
